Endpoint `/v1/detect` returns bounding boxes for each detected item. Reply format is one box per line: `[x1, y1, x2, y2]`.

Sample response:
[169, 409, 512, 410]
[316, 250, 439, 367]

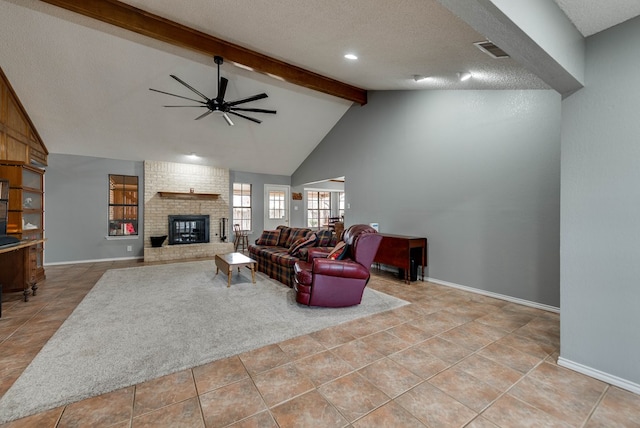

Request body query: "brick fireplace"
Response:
[143, 160, 233, 262]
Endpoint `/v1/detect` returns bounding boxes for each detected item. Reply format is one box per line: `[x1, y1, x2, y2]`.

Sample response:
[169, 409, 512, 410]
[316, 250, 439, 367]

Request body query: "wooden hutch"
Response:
[0, 67, 48, 296]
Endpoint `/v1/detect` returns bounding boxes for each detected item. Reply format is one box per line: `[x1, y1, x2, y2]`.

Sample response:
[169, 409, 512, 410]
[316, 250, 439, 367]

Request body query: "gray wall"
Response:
[293, 89, 561, 307]
[45, 154, 144, 264]
[560, 16, 640, 386]
[45, 160, 287, 263]
[229, 170, 290, 243]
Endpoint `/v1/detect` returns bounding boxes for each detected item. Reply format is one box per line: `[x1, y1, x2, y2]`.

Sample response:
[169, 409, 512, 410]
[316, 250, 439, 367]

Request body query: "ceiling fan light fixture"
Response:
[149, 55, 276, 125]
[231, 62, 254, 71]
[266, 73, 286, 82]
[457, 71, 472, 81]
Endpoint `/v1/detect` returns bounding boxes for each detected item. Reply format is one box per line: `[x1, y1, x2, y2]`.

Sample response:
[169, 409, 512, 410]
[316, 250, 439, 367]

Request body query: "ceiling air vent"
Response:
[474, 40, 509, 59]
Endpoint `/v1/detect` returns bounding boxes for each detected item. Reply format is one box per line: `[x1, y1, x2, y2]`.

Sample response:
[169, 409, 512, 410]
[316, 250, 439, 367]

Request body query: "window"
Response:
[307, 191, 331, 228]
[233, 183, 252, 231]
[108, 175, 138, 236]
[268, 189, 286, 220]
[338, 192, 345, 219]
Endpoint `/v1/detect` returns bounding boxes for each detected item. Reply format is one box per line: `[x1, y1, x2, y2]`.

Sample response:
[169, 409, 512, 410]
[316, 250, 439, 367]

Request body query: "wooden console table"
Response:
[0, 239, 45, 315]
[374, 234, 427, 284]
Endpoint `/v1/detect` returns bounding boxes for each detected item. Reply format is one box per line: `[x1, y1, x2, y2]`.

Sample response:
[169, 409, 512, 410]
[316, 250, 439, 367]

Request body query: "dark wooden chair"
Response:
[325, 216, 342, 231]
[333, 221, 345, 240]
[233, 224, 249, 252]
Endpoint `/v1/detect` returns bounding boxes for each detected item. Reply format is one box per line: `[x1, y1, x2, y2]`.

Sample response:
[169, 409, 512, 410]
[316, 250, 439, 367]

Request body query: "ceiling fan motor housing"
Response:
[149, 55, 276, 125]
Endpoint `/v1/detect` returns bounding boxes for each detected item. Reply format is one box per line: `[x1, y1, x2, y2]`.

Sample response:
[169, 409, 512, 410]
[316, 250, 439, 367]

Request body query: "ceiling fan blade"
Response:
[223, 113, 234, 126]
[170, 75, 210, 101]
[194, 110, 214, 120]
[217, 77, 228, 102]
[163, 105, 208, 107]
[226, 93, 268, 107]
[228, 110, 262, 124]
[149, 88, 206, 104]
[230, 107, 277, 114]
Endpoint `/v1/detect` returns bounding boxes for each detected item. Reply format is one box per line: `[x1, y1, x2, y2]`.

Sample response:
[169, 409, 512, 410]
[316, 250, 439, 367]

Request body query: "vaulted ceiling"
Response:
[1, 0, 639, 175]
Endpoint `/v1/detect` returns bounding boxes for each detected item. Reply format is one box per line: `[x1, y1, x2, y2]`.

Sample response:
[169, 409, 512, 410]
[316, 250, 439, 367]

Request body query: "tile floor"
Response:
[1, 259, 639, 427]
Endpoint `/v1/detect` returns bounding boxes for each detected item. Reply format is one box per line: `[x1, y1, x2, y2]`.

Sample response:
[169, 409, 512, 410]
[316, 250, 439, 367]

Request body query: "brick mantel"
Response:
[143, 160, 233, 262]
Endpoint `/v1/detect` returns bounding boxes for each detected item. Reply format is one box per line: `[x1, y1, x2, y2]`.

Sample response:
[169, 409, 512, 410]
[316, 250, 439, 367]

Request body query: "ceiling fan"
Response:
[149, 56, 276, 125]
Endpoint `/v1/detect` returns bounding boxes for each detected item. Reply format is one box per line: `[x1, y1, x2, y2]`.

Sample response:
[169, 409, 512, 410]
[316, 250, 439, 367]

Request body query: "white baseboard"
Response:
[374, 264, 559, 313]
[557, 357, 640, 395]
[426, 276, 560, 314]
[44, 256, 143, 266]
[422, 277, 640, 393]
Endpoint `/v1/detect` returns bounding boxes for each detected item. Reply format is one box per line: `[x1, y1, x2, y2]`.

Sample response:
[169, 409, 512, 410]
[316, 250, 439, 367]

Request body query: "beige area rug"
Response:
[0, 260, 407, 423]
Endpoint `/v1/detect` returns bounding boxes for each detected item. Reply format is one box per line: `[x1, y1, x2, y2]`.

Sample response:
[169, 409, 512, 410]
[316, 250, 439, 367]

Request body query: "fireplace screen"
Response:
[168, 215, 210, 245]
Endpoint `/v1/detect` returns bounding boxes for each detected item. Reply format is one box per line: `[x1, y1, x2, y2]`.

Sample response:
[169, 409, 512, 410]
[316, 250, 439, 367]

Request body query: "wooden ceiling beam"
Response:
[39, 0, 367, 105]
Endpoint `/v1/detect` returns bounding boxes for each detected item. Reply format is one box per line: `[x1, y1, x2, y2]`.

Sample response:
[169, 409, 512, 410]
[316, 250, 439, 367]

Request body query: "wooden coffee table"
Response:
[215, 252, 257, 287]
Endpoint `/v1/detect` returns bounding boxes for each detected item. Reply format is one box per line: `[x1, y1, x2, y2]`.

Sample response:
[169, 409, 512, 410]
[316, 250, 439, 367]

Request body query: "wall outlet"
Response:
[126, 245, 132, 252]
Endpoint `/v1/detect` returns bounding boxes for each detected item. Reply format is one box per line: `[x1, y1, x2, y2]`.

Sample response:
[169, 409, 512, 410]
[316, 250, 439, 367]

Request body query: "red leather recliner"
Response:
[293, 224, 382, 307]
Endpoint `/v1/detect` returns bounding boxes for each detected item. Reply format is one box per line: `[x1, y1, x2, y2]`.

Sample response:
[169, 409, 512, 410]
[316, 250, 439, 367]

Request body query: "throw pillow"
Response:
[255, 230, 280, 246]
[327, 241, 349, 260]
[315, 229, 334, 247]
[288, 233, 317, 257]
[276, 225, 291, 247]
[285, 228, 312, 248]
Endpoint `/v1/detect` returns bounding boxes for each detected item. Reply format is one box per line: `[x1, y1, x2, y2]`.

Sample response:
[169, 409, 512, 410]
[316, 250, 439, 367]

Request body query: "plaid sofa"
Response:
[249, 225, 337, 287]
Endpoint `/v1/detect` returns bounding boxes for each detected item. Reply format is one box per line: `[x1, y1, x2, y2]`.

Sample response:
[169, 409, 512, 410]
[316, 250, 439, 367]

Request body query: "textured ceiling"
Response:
[553, 0, 640, 36]
[0, 0, 352, 175]
[0, 0, 639, 175]
[118, 0, 551, 91]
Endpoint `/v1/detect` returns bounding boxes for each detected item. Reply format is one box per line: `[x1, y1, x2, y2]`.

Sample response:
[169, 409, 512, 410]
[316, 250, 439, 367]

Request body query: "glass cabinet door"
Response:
[22, 190, 42, 210]
[22, 167, 42, 190]
[22, 212, 41, 231]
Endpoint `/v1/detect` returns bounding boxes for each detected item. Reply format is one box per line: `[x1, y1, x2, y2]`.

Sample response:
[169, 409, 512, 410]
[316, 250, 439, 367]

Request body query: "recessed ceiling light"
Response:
[344, 53, 358, 60]
[266, 73, 285, 82]
[188, 152, 198, 158]
[232, 62, 254, 71]
[457, 72, 472, 81]
[413, 75, 431, 82]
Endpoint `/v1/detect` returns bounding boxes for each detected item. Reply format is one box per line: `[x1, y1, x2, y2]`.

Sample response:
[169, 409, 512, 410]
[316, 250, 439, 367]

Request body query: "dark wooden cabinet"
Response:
[0, 240, 43, 301]
[374, 234, 427, 283]
[0, 67, 48, 295]
[0, 161, 46, 288]
[1, 68, 48, 165]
